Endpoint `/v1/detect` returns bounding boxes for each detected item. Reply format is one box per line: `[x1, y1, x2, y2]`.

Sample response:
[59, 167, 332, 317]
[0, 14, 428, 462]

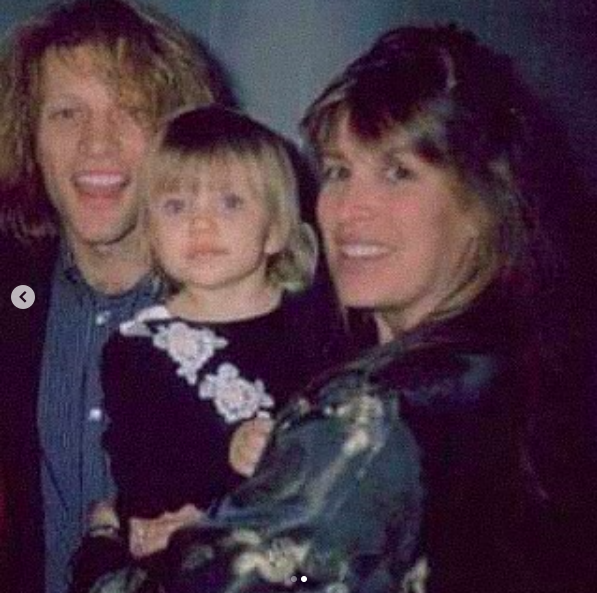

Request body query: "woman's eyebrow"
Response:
[319, 147, 344, 160]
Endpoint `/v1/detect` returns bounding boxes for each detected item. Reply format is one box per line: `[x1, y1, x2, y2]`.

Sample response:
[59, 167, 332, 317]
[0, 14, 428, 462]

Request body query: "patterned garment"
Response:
[102, 301, 332, 520]
[89, 340, 424, 593]
[79, 288, 549, 593]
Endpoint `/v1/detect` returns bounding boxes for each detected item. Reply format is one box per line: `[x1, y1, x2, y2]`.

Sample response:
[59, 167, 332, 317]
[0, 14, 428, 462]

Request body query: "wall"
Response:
[2, 2, 595, 159]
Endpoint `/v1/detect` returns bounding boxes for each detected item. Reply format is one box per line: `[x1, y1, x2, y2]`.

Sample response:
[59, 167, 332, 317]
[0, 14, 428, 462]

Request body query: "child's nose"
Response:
[188, 207, 216, 231]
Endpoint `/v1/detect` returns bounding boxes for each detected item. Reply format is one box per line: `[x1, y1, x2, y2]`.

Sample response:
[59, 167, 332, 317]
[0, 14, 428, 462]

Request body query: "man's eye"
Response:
[48, 107, 80, 121]
[122, 105, 151, 127]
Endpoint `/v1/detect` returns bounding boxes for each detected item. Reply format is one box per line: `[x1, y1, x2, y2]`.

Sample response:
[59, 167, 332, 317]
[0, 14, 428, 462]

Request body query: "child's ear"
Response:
[265, 219, 289, 256]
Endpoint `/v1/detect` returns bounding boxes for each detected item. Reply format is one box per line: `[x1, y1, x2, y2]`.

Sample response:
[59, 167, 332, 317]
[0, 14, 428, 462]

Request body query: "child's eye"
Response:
[219, 193, 244, 211]
[160, 197, 187, 215]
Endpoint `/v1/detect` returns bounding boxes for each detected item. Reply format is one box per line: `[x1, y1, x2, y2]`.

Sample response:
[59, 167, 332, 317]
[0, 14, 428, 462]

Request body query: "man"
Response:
[0, 1, 221, 591]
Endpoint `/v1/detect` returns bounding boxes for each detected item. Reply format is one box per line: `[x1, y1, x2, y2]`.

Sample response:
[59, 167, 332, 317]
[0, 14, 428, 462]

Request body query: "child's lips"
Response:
[186, 245, 227, 258]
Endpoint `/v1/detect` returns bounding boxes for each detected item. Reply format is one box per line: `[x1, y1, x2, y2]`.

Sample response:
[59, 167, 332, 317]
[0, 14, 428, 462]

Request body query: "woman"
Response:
[78, 25, 560, 593]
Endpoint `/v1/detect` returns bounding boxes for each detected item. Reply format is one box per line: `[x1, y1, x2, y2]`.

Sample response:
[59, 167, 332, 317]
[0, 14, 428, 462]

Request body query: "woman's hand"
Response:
[129, 504, 204, 558]
[229, 417, 274, 477]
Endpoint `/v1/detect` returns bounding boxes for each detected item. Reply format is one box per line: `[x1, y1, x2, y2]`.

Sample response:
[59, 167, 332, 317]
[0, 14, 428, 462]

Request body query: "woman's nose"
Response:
[335, 180, 376, 222]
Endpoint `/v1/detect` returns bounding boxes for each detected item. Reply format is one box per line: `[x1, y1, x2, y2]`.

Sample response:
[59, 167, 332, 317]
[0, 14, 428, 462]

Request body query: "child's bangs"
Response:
[146, 148, 268, 199]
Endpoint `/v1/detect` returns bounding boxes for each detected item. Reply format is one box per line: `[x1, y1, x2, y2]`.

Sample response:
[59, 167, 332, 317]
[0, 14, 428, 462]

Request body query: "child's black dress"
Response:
[102, 301, 333, 520]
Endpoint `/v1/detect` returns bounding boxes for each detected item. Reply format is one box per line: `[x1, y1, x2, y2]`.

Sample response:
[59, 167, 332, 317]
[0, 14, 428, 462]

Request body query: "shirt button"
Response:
[88, 407, 103, 422]
[95, 311, 111, 326]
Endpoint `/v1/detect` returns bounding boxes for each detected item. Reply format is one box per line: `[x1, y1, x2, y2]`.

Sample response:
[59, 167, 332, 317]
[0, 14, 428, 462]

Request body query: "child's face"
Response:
[148, 160, 284, 298]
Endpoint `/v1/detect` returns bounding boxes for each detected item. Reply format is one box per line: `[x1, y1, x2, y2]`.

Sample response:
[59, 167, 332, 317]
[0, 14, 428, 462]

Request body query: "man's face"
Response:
[36, 46, 153, 252]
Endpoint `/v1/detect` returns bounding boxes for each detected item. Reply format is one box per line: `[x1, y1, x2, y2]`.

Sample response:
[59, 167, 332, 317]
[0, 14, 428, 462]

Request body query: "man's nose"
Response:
[80, 113, 120, 156]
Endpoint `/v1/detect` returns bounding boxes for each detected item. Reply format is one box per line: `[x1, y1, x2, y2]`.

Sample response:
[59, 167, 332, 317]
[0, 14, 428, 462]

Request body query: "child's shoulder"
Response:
[105, 305, 231, 375]
[103, 305, 176, 366]
[118, 304, 172, 338]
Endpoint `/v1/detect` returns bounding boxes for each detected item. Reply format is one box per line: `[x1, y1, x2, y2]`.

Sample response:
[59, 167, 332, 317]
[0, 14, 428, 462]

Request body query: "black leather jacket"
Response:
[79, 289, 553, 593]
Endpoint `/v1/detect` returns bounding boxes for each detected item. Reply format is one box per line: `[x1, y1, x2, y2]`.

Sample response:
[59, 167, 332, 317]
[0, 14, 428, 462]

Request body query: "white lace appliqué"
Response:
[120, 305, 171, 338]
[199, 363, 274, 424]
[152, 322, 228, 385]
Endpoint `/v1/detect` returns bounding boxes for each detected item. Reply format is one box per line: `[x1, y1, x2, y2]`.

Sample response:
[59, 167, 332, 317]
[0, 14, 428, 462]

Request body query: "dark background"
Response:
[0, 3, 596, 564]
[1, 0, 596, 392]
[0, 1, 594, 174]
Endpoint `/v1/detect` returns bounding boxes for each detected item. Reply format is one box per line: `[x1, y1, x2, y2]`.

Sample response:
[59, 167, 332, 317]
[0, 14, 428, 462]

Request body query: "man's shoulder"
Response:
[0, 233, 58, 324]
[0, 233, 58, 280]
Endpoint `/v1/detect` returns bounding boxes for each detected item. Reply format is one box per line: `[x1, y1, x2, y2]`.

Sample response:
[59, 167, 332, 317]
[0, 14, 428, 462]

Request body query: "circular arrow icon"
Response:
[11, 285, 36, 309]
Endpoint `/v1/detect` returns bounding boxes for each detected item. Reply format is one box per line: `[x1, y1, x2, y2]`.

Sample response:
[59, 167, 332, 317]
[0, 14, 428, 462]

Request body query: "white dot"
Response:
[95, 311, 111, 326]
[301, 576, 308, 583]
[88, 407, 103, 422]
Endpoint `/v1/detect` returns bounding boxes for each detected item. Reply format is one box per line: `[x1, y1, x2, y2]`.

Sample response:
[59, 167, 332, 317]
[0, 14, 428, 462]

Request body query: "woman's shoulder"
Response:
[373, 342, 509, 411]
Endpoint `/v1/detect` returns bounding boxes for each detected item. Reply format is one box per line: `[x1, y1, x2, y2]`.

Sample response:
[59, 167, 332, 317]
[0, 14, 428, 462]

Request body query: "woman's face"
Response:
[316, 119, 480, 335]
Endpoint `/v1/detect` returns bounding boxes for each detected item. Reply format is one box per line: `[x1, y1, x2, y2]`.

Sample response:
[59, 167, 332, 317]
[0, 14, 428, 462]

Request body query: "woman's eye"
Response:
[385, 164, 411, 183]
[220, 193, 243, 211]
[321, 163, 349, 183]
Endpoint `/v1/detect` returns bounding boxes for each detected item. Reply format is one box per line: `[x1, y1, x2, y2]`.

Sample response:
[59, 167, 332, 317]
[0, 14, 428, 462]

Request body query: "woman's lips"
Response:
[339, 242, 392, 259]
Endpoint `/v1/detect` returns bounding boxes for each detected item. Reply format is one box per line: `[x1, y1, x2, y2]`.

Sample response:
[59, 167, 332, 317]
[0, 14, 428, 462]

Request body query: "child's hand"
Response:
[229, 417, 273, 477]
[129, 503, 204, 558]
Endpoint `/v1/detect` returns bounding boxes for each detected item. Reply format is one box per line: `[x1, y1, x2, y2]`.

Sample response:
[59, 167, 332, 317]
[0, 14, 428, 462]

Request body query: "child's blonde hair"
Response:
[139, 105, 317, 293]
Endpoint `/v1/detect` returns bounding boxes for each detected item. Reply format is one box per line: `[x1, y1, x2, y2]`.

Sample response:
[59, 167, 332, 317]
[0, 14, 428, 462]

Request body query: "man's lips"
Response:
[73, 172, 129, 200]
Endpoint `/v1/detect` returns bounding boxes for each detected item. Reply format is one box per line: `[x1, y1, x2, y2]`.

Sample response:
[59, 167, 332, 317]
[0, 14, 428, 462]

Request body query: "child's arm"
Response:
[101, 334, 196, 519]
[128, 504, 204, 558]
[228, 417, 274, 477]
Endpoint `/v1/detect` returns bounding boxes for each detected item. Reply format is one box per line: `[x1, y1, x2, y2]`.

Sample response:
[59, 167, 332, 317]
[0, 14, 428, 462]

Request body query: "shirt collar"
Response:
[56, 238, 162, 303]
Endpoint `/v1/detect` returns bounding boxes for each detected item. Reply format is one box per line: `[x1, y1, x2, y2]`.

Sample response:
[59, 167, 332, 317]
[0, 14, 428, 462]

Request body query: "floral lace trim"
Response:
[152, 322, 228, 386]
[119, 307, 274, 424]
[200, 363, 274, 423]
[120, 305, 171, 338]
